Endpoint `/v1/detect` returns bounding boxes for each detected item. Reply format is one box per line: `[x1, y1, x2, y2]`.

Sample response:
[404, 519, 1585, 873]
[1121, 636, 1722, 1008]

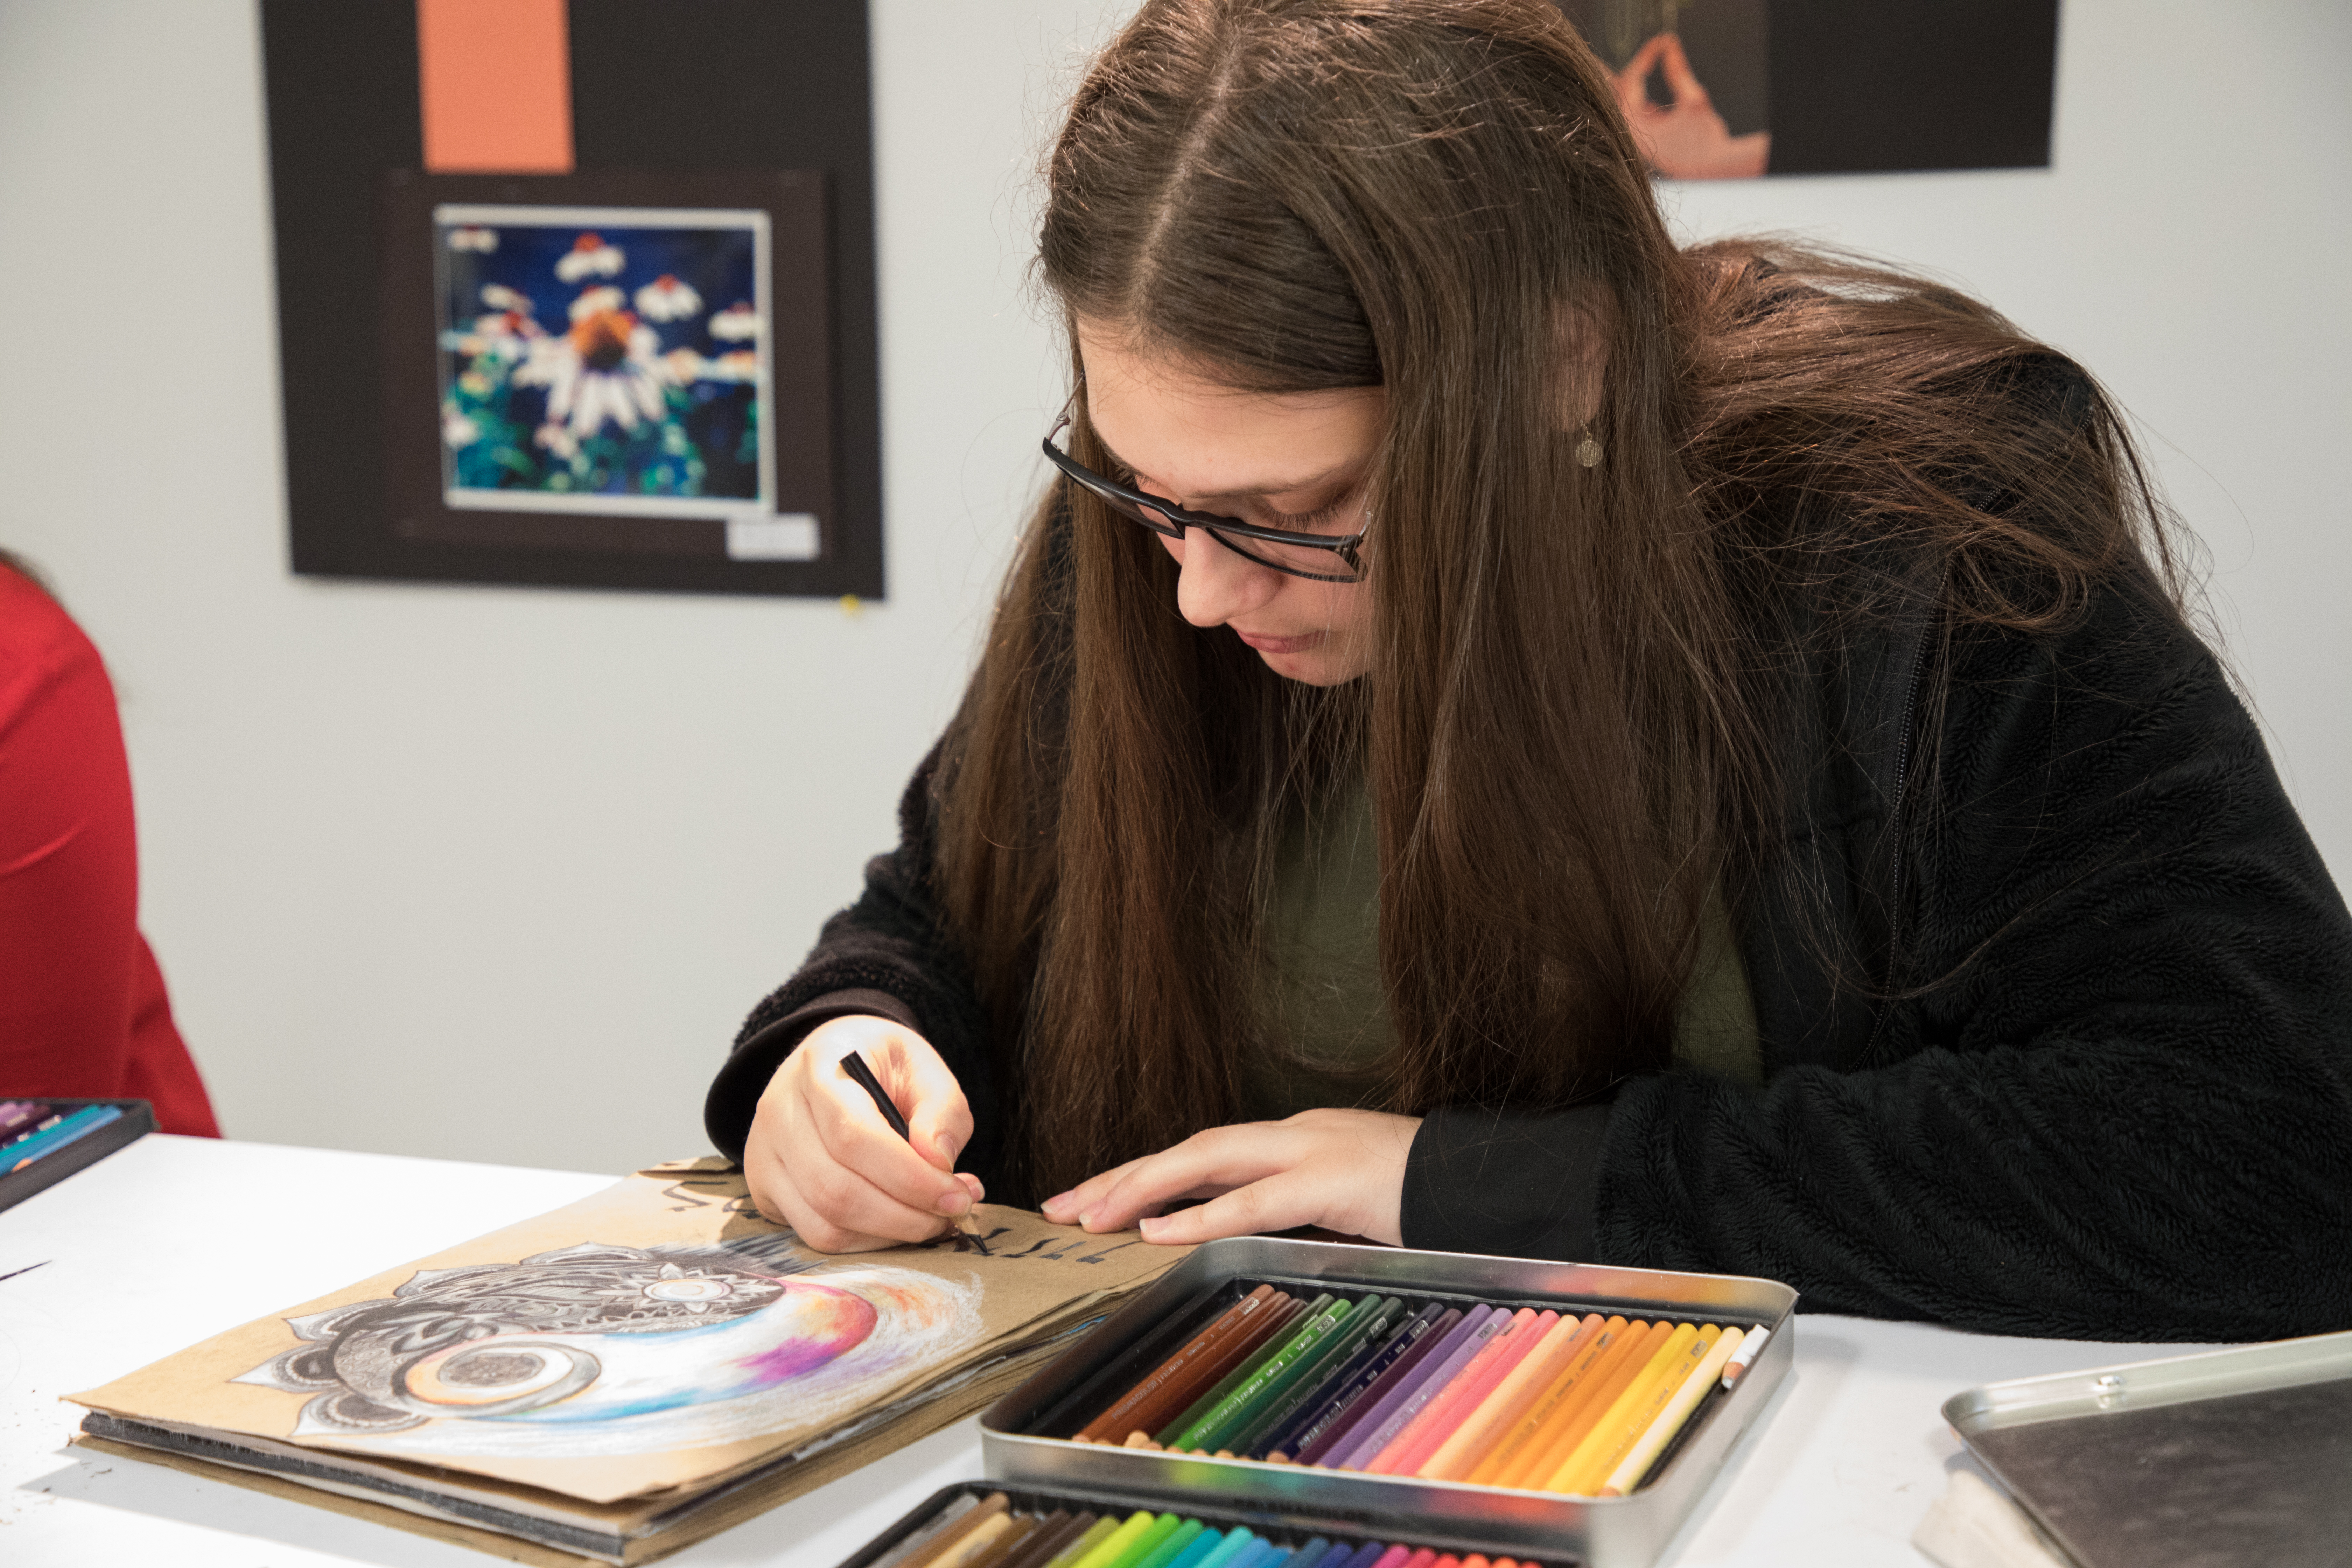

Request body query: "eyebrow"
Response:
[1094, 438, 1357, 501]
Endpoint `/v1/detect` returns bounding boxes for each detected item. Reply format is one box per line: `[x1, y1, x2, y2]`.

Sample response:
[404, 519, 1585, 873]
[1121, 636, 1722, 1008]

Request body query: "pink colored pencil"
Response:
[1419, 1311, 1600, 1482]
[1364, 1307, 1543, 1476]
[1384, 1308, 1556, 1476]
[1364, 1548, 1414, 1568]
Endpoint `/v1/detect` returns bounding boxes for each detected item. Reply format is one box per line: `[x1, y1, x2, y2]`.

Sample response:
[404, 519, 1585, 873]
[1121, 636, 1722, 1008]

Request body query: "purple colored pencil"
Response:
[1329, 1305, 1497, 1470]
[1289, 1307, 1449, 1467]
[0, 1102, 45, 1138]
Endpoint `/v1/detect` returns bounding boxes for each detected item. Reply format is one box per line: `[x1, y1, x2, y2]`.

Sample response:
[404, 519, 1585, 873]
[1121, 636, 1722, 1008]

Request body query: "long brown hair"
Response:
[939, 0, 2185, 1201]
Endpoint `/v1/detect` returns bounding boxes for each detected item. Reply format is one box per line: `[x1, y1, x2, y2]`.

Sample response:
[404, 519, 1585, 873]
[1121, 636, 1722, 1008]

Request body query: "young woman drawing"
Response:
[706, 0, 2352, 1339]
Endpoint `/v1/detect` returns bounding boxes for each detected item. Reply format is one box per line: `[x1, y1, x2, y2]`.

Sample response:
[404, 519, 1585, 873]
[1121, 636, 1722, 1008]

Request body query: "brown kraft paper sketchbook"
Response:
[70, 1159, 1190, 1565]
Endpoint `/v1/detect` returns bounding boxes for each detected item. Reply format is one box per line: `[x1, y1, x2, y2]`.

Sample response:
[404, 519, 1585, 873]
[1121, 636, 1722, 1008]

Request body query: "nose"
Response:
[1167, 526, 1280, 629]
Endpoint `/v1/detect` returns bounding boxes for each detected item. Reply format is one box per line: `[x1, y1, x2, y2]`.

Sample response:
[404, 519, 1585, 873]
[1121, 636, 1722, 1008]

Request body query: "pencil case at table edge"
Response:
[978, 1236, 1797, 1568]
[0, 1096, 154, 1214]
[837, 1477, 1585, 1568]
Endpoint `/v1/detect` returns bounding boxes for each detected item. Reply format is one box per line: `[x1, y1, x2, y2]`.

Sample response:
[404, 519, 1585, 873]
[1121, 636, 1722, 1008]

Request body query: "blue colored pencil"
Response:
[4, 1104, 121, 1174]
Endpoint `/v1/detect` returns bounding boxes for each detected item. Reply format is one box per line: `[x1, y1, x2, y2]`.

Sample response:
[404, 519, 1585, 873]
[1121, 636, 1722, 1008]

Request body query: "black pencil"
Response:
[841, 1049, 990, 1253]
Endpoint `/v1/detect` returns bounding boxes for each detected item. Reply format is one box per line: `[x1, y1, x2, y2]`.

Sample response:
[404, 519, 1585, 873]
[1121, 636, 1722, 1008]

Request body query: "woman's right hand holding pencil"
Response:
[745, 1014, 983, 1251]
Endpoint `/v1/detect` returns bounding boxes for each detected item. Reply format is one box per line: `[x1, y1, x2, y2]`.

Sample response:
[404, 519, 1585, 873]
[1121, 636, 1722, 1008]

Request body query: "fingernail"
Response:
[938, 1189, 970, 1217]
[1138, 1215, 1166, 1240]
[1043, 1191, 1072, 1213]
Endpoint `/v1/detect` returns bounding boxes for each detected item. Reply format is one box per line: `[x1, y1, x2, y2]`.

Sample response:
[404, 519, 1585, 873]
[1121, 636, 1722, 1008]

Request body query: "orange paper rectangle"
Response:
[418, 0, 574, 173]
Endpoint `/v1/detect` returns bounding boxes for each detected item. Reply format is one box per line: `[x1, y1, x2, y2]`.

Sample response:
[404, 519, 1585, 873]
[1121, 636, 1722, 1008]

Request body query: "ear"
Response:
[1551, 295, 1611, 430]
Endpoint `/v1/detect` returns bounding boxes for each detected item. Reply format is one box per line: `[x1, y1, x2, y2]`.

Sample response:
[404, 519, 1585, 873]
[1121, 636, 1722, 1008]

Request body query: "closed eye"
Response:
[1260, 488, 1357, 533]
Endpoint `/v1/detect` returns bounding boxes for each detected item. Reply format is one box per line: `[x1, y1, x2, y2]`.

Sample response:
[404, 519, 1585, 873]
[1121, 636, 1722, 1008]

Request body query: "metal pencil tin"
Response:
[1942, 1329, 2352, 1568]
[979, 1236, 1798, 1568]
[834, 1479, 1582, 1568]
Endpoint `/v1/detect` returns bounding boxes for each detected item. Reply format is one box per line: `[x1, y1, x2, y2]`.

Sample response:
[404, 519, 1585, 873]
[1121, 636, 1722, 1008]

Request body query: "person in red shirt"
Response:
[0, 554, 218, 1136]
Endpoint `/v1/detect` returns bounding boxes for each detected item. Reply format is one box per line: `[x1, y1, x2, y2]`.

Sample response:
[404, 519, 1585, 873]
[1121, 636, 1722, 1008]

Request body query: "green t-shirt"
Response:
[1239, 770, 1760, 1122]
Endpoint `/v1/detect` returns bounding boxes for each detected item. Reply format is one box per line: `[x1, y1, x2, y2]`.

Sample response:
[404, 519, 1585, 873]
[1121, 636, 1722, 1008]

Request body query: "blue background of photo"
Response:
[437, 215, 763, 504]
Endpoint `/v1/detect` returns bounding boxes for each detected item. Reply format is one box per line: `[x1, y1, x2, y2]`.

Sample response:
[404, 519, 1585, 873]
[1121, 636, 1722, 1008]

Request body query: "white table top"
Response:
[0, 1136, 2214, 1567]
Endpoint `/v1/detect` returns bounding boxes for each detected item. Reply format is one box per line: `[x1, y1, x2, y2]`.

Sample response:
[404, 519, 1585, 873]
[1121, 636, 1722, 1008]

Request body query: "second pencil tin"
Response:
[979, 1236, 1797, 1568]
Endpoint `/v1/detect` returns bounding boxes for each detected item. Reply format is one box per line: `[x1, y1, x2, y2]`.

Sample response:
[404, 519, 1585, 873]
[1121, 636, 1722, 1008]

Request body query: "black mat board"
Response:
[259, 0, 882, 598]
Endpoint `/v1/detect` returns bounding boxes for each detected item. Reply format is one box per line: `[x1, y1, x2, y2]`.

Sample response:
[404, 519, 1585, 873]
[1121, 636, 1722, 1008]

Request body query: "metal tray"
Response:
[1943, 1328, 2352, 1568]
[980, 1236, 1798, 1568]
[834, 1479, 1582, 1568]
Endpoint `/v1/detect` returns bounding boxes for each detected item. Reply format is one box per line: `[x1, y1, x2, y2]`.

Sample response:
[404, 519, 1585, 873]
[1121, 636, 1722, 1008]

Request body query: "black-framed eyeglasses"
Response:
[1042, 416, 1368, 583]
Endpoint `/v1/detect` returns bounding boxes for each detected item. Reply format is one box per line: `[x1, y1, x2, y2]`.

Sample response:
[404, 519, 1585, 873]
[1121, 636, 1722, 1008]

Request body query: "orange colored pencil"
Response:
[1502, 1317, 1672, 1491]
[1545, 1323, 1715, 1494]
[1367, 1307, 1545, 1474]
[1469, 1315, 1628, 1489]
[1420, 1311, 1598, 1481]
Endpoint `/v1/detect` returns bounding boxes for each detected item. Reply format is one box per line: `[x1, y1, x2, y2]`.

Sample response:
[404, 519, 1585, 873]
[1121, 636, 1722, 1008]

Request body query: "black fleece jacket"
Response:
[707, 496, 2352, 1345]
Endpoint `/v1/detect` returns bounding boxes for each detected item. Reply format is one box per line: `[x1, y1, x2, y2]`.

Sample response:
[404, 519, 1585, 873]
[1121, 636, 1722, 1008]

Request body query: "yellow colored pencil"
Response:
[1496, 1317, 1664, 1491]
[1065, 1511, 1159, 1568]
[1598, 1325, 1744, 1497]
[1546, 1323, 1714, 1495]
[1420, 1311, 1597, 1480]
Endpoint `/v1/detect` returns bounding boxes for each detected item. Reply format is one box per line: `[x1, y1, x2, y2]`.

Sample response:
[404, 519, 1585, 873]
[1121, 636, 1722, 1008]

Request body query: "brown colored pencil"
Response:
[960, 1511, 1049, 1568]
[1128, 1293, 1306, 1444]
[1075, 1285, 1279, 1442]
[993, 1511, 1086, 1568]
[897, 1492, 1010, 1568]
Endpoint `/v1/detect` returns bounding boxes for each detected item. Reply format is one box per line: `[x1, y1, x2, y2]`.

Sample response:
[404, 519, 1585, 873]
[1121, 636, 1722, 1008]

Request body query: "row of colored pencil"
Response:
[0, 1100, 124, 1177]
[1066, 1284, 1767, 1497]
[870, 1491, 1557, 1568]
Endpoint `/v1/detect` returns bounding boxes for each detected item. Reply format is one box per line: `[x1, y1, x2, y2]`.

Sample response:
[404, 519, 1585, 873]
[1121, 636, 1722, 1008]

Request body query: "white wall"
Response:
[0, 1, 2343, 1176]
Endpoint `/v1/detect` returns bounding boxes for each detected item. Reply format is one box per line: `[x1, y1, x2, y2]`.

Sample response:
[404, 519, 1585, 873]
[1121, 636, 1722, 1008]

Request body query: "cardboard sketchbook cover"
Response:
[72, 1160, 1185, 1506]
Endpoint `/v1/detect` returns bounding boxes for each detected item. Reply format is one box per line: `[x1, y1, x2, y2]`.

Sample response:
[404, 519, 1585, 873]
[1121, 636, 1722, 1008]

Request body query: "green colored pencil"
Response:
[1223, 1293, 1403, 1457]
[1041, 1515, 1121, 1568]
[1127, 1517, 1207, 1568]
[1175, 1294, 1357, 1452]
[1154, 1295, 1325, 1444]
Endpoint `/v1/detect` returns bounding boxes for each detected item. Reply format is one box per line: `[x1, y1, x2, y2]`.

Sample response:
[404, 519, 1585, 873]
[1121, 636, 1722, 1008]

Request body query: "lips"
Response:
[1234, 630, 1324, 656]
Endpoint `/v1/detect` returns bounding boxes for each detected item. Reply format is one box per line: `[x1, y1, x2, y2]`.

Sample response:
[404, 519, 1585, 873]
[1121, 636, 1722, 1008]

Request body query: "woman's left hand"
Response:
[1040, 1109, 1422, 1247]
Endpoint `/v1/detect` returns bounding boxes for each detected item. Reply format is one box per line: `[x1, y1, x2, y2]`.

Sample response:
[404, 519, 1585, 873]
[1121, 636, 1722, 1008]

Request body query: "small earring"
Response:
[1575, 427, 1603, 468]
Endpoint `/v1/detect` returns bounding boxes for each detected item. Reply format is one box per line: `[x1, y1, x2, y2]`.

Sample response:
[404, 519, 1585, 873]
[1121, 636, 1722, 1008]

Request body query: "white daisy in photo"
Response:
[515, 301, 677, 439]
[567, 285, 625, 324]
[479, 284, 534, 313]
[702, 350, 761, 383]
[635, 274, 703, 322]
[553, 232, 625, 282]
[664, 348, 707, 383]
[534, 422, 580, 461]
[708, 301, 760, 342]
[441, 409, 482, 448]
[468, 309, 543, 362]
[448, 226, 498, 253]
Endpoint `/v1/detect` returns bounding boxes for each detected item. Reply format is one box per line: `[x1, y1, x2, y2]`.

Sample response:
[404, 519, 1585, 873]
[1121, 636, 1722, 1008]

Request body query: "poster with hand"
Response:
[1556, 0, 2062, 180]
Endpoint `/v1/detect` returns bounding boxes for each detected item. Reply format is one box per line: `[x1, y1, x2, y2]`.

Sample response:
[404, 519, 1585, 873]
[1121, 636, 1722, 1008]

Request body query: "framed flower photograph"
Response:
[373, 169, 845, 586]
[433, 204, 786, 537]
[262, 1, 882, 597]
